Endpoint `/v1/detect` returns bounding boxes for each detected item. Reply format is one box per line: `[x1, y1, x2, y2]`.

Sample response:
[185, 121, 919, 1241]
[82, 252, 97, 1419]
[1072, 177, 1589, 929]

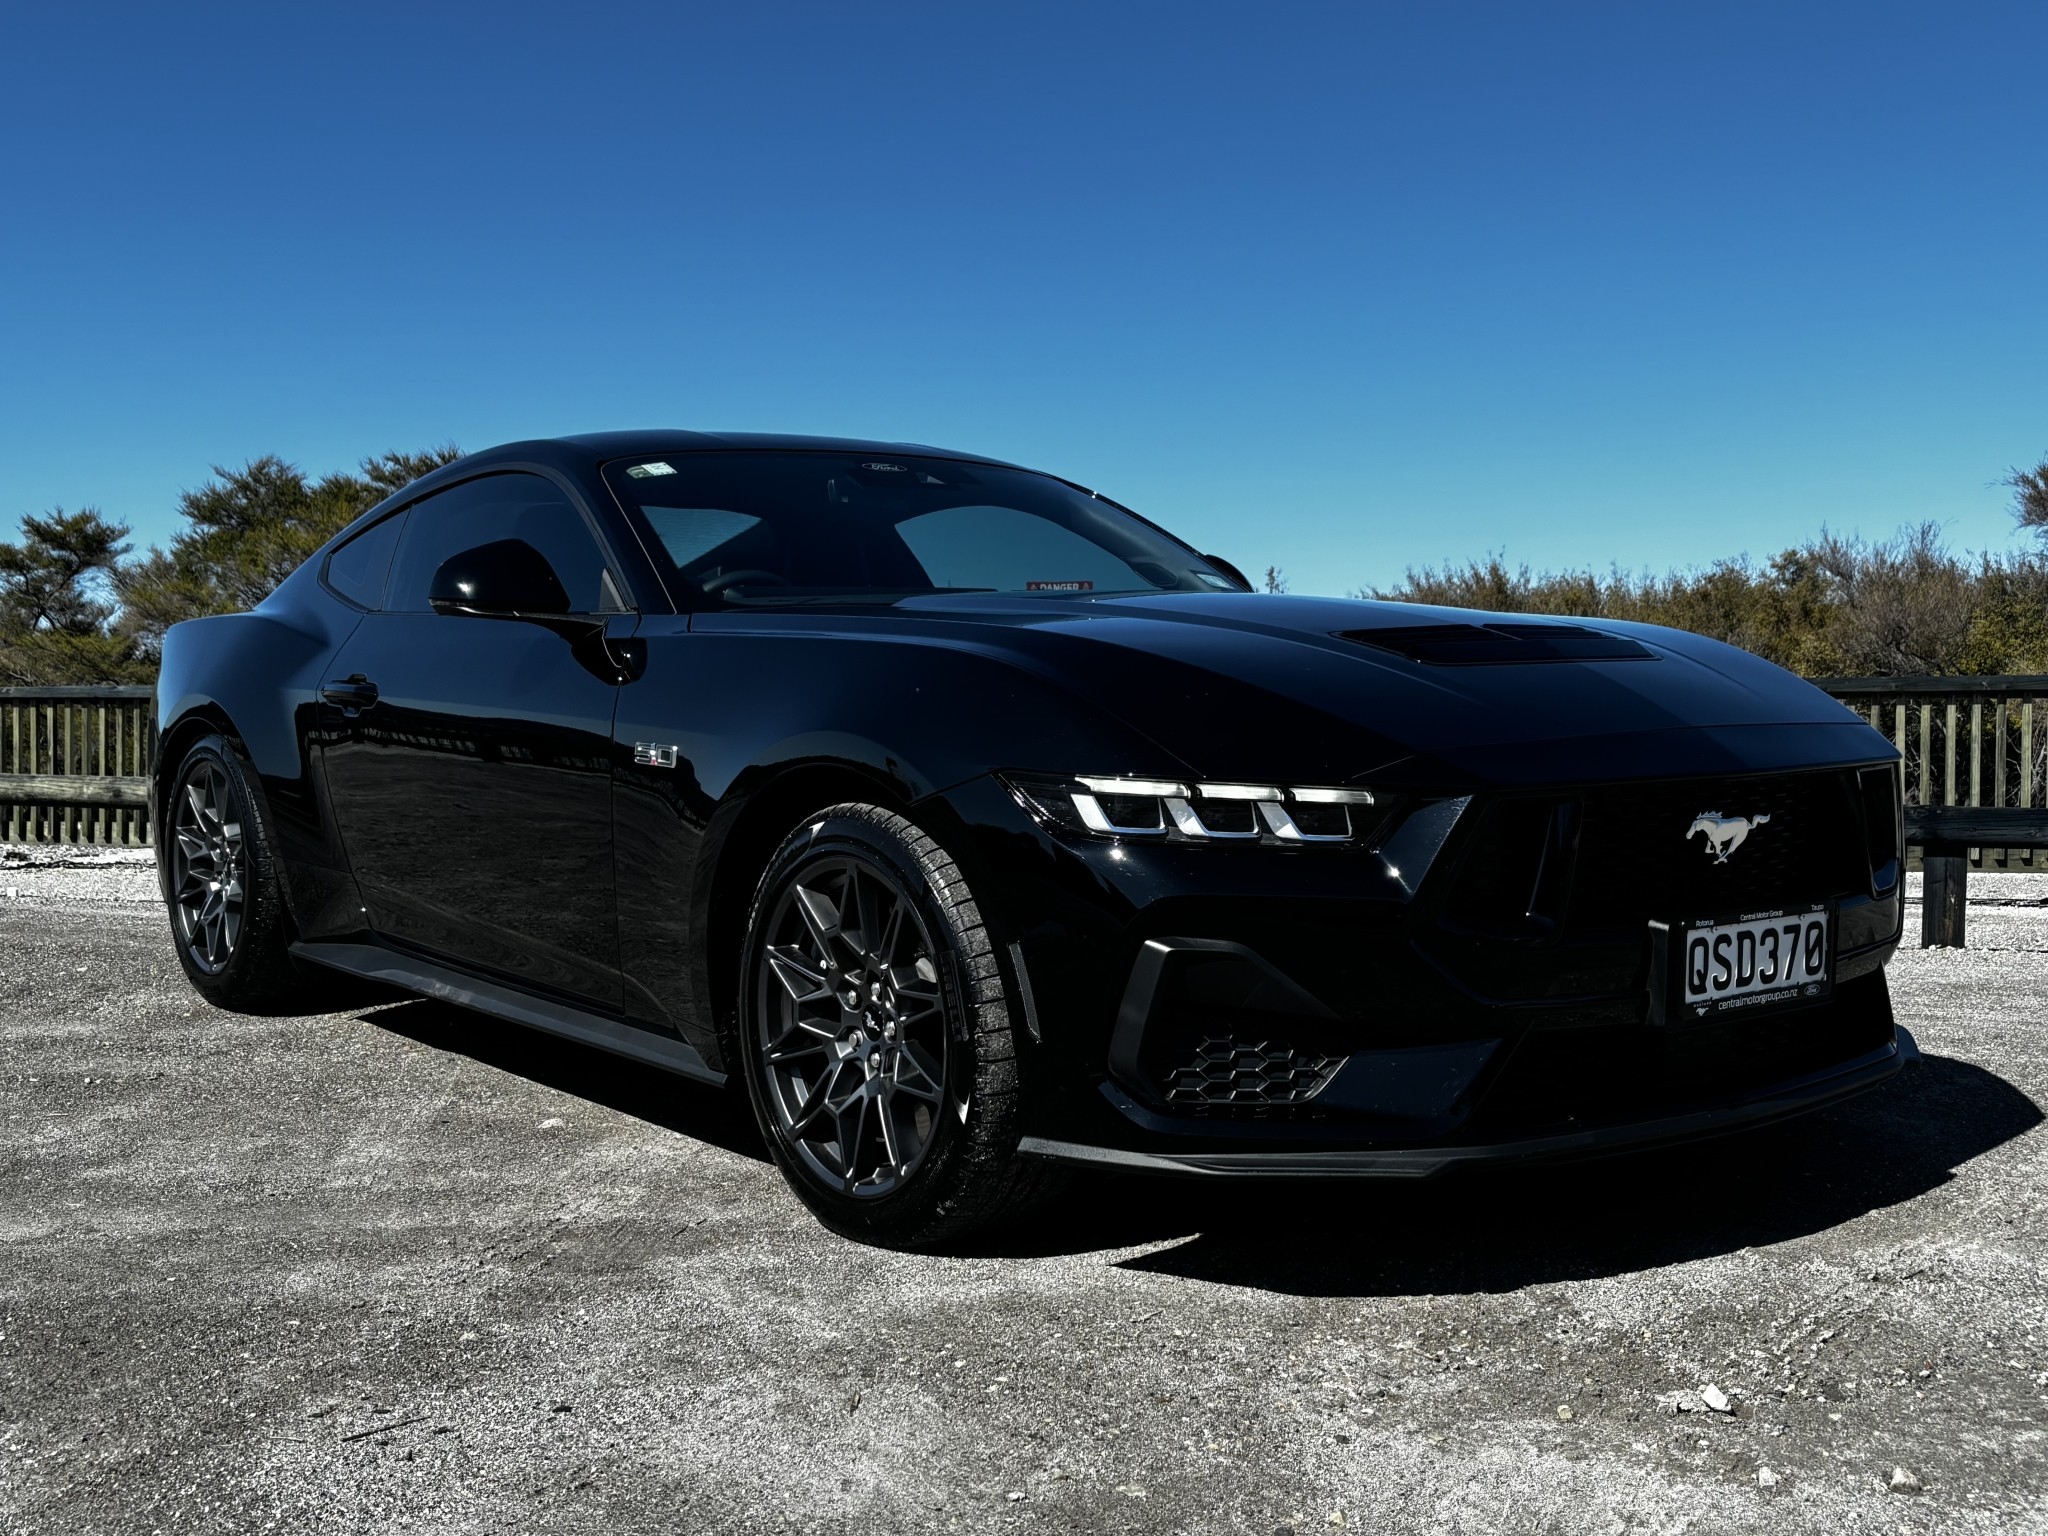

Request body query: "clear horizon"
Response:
[2, 1, 2043, 594]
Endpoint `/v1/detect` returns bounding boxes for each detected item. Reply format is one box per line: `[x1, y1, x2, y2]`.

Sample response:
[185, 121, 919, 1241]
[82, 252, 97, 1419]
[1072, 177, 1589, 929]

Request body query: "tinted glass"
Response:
[605, 452, 1243, 606]
[386, 473, 613, 613]
[323, 509, 408, 609]
[896, 506, 1150, 593]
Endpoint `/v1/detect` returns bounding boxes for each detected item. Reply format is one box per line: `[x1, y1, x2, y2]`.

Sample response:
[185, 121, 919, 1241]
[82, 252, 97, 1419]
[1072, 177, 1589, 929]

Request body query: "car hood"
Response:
[706, 592, 1889, 789]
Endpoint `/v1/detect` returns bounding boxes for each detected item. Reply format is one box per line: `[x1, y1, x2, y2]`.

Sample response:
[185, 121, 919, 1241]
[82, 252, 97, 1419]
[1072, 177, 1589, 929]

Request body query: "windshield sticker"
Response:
[1026, 580, 1094, 592]
[1196, 571, 1235, 589]
[626, 461, 677, 478]
[861, 462, 908, 472]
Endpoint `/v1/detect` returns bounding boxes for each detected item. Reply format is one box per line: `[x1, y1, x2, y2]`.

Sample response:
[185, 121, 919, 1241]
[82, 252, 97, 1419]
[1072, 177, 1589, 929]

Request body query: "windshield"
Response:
[602, 451, 1245, 606]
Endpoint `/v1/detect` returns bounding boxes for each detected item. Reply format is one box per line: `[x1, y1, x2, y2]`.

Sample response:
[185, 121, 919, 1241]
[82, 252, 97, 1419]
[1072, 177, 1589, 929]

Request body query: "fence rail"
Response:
[0, 686, 156, 847]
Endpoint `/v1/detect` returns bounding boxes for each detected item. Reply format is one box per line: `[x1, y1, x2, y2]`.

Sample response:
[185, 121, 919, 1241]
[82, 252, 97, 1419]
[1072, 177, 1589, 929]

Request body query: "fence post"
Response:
[1922, 843, 1968, 948]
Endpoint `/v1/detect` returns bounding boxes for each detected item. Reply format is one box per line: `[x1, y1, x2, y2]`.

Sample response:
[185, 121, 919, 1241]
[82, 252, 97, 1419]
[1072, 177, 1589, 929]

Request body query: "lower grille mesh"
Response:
[1164, 1035, 1345, 1105]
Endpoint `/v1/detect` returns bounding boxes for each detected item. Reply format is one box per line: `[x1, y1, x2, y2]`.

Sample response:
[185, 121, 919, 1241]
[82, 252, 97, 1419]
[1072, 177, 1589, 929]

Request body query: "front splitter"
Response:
[1019, 1027, 1917, 1178]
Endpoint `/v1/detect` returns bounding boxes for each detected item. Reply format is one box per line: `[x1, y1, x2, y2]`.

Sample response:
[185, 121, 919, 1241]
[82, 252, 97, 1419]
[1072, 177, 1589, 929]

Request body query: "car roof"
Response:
[356, 431, 1086, 542]
[457, 430, 1034, 474]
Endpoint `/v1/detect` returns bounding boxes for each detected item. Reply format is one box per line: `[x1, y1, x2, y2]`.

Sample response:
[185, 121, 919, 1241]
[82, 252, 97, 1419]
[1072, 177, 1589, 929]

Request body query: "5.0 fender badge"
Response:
[633, 742, 680, 769]
[1687, 810, 1770, 863]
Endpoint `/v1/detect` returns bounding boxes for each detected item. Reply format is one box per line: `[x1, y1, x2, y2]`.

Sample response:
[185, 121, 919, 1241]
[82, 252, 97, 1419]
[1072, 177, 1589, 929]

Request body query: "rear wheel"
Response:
[737, 803, 1063, 1246]
[163, 735, 310, 1012]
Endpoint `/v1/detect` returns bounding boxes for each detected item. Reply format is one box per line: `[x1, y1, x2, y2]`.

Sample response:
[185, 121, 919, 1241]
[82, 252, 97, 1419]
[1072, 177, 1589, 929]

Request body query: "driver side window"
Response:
[386, 473, 617, 614]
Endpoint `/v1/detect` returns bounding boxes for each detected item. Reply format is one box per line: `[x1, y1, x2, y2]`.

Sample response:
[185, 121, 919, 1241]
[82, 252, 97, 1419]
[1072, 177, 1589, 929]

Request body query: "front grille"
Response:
[1570, 771, 1867, 934]
[1429, 769, 1873, 1002]
[1163, 1035, 1345, 1106]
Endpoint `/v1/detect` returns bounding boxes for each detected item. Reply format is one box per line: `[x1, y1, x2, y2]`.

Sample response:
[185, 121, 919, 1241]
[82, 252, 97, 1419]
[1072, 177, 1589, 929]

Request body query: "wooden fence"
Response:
[5, 675, 2048, 858]
[0, 686, 156, 847]
[1813, 674, 2048, 870]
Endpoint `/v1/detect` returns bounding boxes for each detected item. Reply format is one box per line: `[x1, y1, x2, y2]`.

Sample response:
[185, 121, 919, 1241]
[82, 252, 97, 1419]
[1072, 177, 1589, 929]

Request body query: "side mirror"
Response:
[1202, 553, 1255, 592]
[429, 539, 571, 617]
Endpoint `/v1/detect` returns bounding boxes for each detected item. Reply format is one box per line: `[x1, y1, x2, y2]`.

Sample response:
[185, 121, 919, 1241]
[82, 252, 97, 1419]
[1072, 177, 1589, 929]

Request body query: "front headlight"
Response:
[1002, 772, 1396, 847]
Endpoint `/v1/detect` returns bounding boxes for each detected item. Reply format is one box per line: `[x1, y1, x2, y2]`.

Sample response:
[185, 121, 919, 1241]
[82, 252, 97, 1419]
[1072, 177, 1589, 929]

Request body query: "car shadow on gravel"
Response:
[1007, 1054, 2043, 1292]
[360, 998, 771, 1163]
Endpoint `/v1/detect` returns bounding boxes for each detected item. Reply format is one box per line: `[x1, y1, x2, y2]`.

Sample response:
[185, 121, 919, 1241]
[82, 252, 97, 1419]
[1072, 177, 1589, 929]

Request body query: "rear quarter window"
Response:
[322, 510, 408, 610]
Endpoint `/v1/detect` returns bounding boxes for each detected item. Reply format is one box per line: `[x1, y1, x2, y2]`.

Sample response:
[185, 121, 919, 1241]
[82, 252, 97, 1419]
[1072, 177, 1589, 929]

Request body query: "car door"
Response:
[318, 470, 632, 1008]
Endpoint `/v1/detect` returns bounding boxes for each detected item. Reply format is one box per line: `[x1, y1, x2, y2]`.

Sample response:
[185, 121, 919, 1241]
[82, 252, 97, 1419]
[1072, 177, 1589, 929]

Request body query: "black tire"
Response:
[161, 734, 312, 1013]
[736, 802, 1064, 1247]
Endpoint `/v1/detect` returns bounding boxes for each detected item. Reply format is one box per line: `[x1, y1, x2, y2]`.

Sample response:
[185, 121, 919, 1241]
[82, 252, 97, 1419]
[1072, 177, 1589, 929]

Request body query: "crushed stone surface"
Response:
[0, 843, 157, 906]
[0, 875, 2043, 1534]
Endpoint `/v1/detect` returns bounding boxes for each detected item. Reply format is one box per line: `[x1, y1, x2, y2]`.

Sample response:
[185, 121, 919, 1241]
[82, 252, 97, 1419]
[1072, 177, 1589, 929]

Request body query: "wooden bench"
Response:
[1907, 805, 2048, 948]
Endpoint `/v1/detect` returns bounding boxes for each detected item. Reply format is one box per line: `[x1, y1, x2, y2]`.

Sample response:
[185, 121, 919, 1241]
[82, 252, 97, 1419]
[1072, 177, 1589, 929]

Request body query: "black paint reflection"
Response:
[320, 613, 622, 1007]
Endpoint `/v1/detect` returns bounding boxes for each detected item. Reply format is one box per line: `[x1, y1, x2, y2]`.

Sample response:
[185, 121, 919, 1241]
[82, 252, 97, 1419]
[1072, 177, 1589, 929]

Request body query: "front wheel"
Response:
[737, 803, 1062, 1247]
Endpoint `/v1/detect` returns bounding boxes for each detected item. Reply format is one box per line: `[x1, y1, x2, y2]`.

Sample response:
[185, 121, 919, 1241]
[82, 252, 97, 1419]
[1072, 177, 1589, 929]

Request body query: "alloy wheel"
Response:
[170, 761, 246, 973]
[754, 855, 949, 1198]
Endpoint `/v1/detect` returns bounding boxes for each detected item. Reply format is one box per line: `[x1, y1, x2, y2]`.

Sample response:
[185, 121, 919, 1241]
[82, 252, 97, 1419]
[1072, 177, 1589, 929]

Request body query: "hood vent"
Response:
[1338, 622, 1655, 666]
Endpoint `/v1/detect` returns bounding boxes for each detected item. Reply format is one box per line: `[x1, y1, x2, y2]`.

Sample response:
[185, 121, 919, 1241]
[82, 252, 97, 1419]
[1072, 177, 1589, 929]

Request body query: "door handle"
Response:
[321, 675, 380, 710]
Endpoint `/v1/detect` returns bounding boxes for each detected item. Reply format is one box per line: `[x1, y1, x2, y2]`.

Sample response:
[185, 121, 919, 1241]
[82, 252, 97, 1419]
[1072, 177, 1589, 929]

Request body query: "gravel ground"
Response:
[2, 856, 2045, 1535]
[0, 844, 157, 907]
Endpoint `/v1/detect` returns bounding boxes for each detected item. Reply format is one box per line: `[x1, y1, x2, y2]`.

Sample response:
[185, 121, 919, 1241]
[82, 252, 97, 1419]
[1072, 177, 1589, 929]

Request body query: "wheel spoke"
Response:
[875, 1086, 905, 1171]
[889, 953, 939, 989]
[764, 1017, 838, 1064]
[838, 1086, 874, 1188]
[891, 1042, 945, 1103]
[896, 951, 942, 1011]
[765, 945, 831, 1003]
[846, 869, 872, 954]
[785, 1060, 846, 1138]
[876, 896, 906, 968]
[890, 987, 943, 1027]
[792, 883, 841, 955]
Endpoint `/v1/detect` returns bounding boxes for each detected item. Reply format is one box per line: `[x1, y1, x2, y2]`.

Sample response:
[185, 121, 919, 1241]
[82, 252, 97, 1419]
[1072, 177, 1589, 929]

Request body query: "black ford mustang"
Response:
[155, 432, 1910, 1245]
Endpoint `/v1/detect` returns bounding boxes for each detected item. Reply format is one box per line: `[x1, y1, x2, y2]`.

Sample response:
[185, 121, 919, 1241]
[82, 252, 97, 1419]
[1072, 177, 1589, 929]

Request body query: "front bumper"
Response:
[1021, 1023, 1917, 1177]
[928, 761, 1909, 1173]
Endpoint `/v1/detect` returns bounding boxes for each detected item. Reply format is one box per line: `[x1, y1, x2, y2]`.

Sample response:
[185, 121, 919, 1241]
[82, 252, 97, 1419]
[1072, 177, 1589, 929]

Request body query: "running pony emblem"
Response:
[1687, 811, 1770, 864]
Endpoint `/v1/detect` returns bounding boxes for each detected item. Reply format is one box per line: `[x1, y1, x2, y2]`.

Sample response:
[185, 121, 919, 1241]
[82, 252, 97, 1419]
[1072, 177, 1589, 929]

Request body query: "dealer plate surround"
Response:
[1674, 902, 1833, 1020]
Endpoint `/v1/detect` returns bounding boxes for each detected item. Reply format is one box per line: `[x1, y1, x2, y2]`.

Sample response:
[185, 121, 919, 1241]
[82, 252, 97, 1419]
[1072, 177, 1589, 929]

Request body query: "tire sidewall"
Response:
[736, 806, 992, 1241]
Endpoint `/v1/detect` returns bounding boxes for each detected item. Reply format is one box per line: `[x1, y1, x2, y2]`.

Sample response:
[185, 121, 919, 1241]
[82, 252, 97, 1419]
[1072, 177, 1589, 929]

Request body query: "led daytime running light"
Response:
[1290, 786, 1376, 805]
[1028, 772, 1383, 845]
[1076, 776, 1190, 798]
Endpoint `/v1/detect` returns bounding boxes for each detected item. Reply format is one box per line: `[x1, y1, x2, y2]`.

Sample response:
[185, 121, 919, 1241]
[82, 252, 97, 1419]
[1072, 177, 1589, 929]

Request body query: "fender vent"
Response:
[1340, 623, 1654, 665]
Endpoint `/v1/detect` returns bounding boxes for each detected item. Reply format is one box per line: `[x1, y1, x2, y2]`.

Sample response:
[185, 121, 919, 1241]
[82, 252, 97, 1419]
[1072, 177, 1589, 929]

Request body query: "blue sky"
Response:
[2, 1, 2043, 595]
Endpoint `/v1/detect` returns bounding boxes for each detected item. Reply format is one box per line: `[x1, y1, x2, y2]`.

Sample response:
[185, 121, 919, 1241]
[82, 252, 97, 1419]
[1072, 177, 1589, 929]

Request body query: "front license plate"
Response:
[1674, 903, 1832, 1020]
